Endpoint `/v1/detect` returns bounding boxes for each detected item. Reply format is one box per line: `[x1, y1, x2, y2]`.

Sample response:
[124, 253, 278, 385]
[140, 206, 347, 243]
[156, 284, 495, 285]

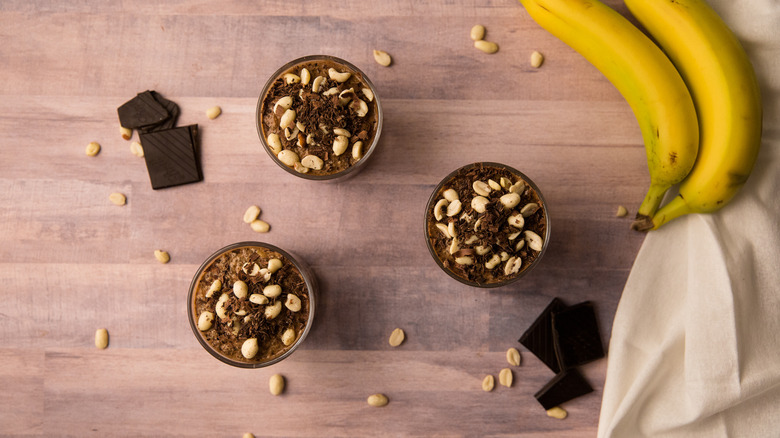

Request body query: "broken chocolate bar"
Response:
[117, 90, 170, 130]
[534, 368, 593, 410]
[142, 91, 180, 132]
[519, 297, 567, 373]
[139, 124, 201, 190]
[552, 301, 605, 369]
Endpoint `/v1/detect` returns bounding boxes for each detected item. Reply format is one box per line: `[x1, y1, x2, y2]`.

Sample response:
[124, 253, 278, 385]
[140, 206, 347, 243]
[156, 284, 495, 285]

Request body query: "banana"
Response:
[624, 0, 763, 231]
[518, 0, 699, 221]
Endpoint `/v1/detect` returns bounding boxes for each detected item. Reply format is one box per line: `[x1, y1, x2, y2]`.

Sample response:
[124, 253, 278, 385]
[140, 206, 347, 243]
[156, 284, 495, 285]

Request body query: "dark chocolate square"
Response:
[117, 90, 170, 130]
[139, 124, 201, 190]
[138, 91, 179, 133]
[534, 368, 593, 410]
[519, 298, 567, 373]
[552, 301, 605, 369]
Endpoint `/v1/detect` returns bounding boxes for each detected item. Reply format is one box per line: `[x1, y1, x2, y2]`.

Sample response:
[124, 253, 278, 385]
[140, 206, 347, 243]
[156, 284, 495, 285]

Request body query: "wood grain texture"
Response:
[1, 0, 648, 436]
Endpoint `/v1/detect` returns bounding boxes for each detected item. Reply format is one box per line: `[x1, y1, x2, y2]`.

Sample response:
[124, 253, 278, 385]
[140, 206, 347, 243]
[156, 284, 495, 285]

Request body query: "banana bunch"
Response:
[518, 0, 763, 231]
[518, 0, 699, 225]
[625, 0, 763, 231]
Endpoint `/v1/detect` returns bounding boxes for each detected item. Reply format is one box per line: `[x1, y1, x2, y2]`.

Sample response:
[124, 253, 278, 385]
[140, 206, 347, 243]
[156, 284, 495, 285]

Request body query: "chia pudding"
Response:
[425, 163, 549, 287]
[257, 55, 382, 179]
[188, 242, 315, 367]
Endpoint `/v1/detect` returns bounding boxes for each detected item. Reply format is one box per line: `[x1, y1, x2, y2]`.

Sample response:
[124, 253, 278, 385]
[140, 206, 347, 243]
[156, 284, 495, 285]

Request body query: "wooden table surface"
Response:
[1, 1, 651, 436]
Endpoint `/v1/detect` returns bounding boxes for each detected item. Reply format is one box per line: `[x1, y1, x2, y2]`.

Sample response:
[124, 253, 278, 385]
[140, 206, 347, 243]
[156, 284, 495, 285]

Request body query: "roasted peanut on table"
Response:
[373, 50, 392, 67]
[367, 393, 389, 407]
[154, 250, 170, 264]
[388, 328, 405, 347]
[546, 406, 568, 420]
[499, 368, 513, 387]
[94, 328, 109, 349]
[482, 375, 495, 392]
[269, 374, 285, 395]
[85, 141, 100, 157]
[109, 192, 126, 206]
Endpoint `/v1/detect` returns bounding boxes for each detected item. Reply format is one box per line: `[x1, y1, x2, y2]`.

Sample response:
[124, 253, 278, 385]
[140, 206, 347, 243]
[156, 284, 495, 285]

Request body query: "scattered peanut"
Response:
[474, 40, 499, 54]
[388, 328, 405, 347]
[506, 347, 522, 366]
[250, 219, 270, 233]
[616, 205, 628, 217]
[470, 24, 486, 41]
[206, 106, 222, 119]
[130, 141, 144, 157]
[109, 192, 126, 206]
[85, 141, 101, 157]
[120, 126, 132, 140]
[269, 374, 285, 395]
[154, 250, 170, 264]
[243, 433, 256, 438]
[94, 328, 109, 349]
[546, 406, 568, 420]
[498, 368, 513, 387]
[367, 393, 389, 407]
[530, 51, 545, 68]
[482, 375, 495, 392]
[372, 50, 392, 67]
[243, 205, 261, 224]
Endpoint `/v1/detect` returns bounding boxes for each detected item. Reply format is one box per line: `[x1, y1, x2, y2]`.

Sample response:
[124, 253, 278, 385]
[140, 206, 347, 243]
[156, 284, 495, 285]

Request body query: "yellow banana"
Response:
[624, 0, 763, 231]
[518, 0, 699, 221]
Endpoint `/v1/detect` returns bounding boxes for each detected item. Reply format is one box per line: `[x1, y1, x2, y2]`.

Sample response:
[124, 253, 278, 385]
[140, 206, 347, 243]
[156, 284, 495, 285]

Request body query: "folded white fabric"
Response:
[598, 1, 780, 436]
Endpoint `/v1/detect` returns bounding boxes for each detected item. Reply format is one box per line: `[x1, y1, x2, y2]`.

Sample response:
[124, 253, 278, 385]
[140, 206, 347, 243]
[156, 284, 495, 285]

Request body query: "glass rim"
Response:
[187, 241, 317, 368]
[423, 162, 551, 288]
[255, 54, 383, 181]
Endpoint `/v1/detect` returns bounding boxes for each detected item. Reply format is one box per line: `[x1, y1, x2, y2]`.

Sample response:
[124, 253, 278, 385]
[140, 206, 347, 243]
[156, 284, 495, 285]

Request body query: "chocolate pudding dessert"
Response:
[189, 243, 314, 367]
[257, 55, 381, 179]
[425, 162, 549, 287]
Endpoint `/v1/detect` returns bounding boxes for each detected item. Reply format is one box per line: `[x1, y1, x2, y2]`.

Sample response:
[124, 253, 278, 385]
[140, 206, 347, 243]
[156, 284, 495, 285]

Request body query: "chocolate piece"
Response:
[534, 368, 593, 410]
[139, 124, 202, 190]
[552, 301, 605, 369]
[138, 91, 179, 132]
[518, 298, 567, 373]
[117, 90, 170, 129]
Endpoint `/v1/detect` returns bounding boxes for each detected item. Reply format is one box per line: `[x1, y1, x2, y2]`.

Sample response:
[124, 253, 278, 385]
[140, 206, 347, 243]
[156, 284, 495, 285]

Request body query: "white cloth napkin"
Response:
[597, 1, 780, 436]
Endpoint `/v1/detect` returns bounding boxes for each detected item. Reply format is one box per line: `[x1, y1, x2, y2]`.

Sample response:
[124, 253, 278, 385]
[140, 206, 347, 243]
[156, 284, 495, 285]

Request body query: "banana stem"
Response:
[636, 183, 669, 218]
[650, 195, 692, 230]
